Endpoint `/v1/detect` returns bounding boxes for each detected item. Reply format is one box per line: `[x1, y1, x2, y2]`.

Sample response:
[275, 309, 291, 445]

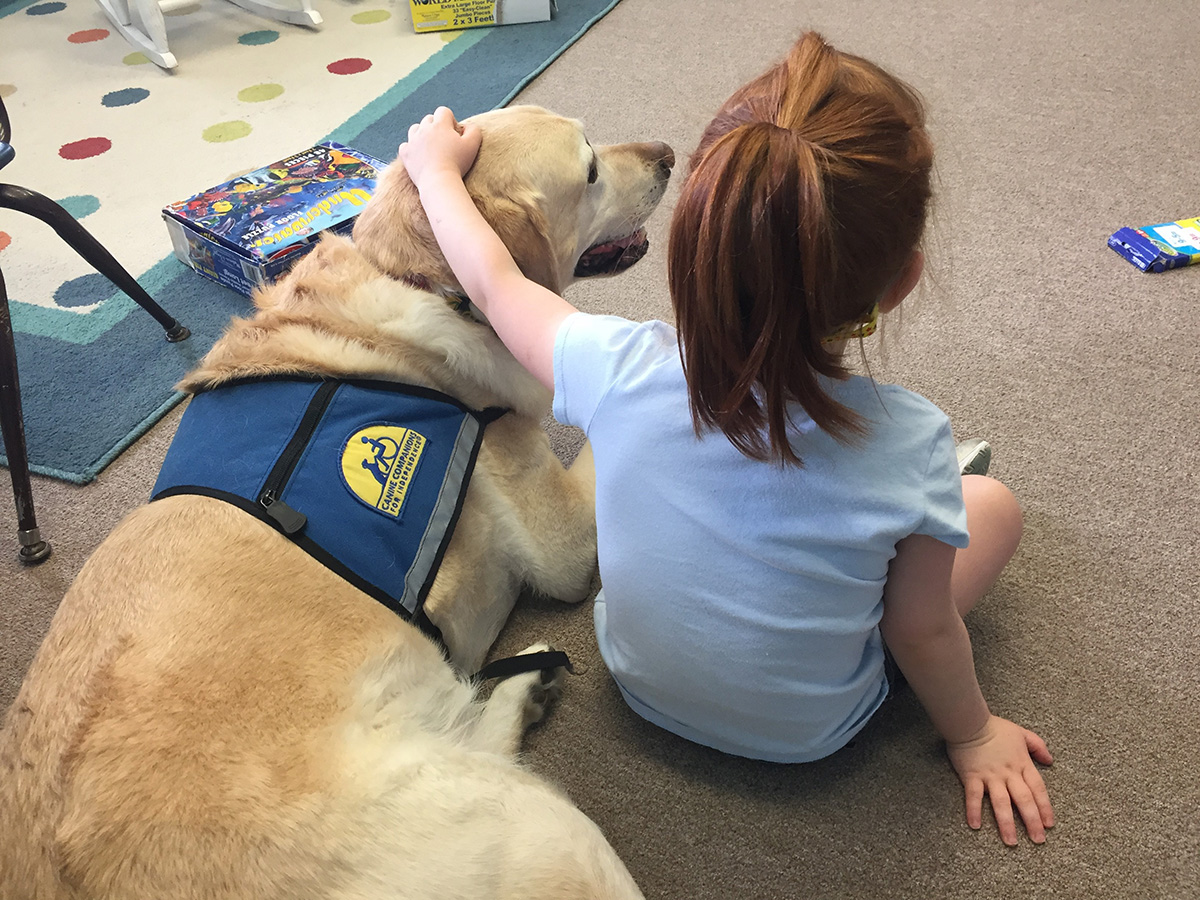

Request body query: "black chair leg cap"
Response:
[165, 323, 191, 343]
[18, 539, 51, 564]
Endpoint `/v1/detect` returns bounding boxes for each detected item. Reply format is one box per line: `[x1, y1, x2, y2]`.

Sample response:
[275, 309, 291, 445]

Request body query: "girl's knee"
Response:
[962, 474, 1023, 553]
[954, 476, 1023, 616]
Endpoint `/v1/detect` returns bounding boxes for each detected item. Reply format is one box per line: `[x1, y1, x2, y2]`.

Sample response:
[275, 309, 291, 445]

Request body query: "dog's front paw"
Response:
[475, 643, 570, 754]
[496, 643, 567, 728]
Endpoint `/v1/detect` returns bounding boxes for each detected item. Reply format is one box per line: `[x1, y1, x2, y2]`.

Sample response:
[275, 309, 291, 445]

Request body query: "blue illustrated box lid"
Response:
[162, 142, 389, 263]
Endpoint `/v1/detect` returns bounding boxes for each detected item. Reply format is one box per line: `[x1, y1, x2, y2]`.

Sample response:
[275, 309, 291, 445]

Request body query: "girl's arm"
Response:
[880, 533, 1055, 846]
[398, 107, 577, 391]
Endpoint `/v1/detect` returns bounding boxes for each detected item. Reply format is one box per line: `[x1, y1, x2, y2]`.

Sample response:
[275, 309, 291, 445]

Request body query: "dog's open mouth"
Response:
[574, 228, 649, 277]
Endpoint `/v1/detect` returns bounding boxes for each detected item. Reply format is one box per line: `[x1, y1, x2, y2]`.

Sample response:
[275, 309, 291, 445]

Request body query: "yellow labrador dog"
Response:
[0, 106, 673, 900]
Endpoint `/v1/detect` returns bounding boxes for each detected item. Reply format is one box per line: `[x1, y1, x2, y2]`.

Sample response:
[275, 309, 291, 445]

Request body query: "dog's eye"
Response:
[587, 157, 598, 185]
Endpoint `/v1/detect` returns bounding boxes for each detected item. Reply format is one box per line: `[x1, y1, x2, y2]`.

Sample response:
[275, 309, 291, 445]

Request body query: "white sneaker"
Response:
[956, 439, 992, 476]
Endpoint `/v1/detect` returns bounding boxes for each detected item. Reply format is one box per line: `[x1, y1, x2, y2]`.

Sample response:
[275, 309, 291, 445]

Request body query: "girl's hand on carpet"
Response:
[398, 106, 482, 190]
[946, 714, 1055, 846]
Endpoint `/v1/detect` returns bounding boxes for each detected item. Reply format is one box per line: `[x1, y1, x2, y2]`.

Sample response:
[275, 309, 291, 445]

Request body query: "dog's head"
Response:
[351, 105, 674, 296]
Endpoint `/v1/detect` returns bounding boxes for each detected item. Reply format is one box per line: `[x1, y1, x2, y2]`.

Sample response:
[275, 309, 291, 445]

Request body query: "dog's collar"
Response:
[401, 273, 474, 319]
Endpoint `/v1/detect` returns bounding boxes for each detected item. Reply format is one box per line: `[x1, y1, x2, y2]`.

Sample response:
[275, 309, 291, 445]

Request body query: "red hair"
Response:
[668, 32, 933, 465]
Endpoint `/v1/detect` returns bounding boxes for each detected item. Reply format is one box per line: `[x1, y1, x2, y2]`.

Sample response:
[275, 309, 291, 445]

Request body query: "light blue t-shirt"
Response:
[553, 313, 970, 763]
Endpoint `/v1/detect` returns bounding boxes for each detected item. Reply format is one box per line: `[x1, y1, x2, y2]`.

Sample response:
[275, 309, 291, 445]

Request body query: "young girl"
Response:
[399, 32, 1053, 846]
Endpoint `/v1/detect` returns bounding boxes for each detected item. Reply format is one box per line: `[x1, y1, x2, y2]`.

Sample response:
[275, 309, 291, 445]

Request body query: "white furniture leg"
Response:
[223, 0, 321, 27]
[94, 0, 321, 71]
[94, 0, 185, 68]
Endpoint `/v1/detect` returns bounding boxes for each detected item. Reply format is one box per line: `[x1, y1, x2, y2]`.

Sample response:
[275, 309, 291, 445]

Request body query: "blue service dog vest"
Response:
[151, 377, 506, 645]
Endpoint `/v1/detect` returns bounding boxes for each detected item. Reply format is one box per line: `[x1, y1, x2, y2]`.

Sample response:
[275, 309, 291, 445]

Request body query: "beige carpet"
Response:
[3, 0, 1198, 897]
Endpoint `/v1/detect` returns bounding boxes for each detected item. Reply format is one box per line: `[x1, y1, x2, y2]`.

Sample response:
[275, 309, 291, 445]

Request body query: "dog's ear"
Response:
[472, 191, 563, 295]
[353, 157, 565, 295]
[351, 165, 456, 284]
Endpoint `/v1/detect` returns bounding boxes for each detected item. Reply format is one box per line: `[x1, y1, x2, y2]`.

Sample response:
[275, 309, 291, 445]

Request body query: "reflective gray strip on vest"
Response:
[401, 411, 483, 616]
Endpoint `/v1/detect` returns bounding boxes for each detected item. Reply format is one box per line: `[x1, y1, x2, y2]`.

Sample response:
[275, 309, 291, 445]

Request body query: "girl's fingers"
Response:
[987, 780, 1018, 846]
[963, 778, 985, 829]
[1027, 768, 1055, 829]
[1007, 778, 1046, 844]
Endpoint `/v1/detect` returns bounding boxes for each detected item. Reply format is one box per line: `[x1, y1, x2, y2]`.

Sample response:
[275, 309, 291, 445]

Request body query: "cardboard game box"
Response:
[408, 0, 553, 33]
[163, 142, 388, 296]
[1108, 217, 1200, 273]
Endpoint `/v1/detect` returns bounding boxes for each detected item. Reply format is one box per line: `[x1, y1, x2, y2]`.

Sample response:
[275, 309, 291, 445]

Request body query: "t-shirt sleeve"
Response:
[915, 419, 971, 549]
[553, 312, 671, 433]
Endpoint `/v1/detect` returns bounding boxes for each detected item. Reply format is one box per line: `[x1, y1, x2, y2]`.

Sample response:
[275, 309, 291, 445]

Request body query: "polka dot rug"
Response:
[0, 0, 622, 482]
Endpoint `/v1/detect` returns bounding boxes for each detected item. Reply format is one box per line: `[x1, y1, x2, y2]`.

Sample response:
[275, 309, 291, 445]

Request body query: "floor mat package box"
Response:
[409, 0, 553, 33]
[163, 142, 388, 296]
[1108, 216, 1200, 273]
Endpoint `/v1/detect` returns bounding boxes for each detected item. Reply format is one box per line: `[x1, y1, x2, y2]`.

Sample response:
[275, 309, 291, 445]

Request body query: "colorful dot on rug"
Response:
[327, 58, 371, 75]
[59, 137, 112, 160]
[237, 83, 284, 102]
[68, 28, 109, 43]
[238, 30, 279, 45]
[54, 272, 110, 308]
[0, 233, 11, 252]
[0, 84, 15, 98]
[58, 195, 102, 219]
[26, 1, 66, 14]
[102, 87, 150, 108]
[123, 52, 150, 65]
[202, 120, 252, 142]
[351, 10, 390, 24]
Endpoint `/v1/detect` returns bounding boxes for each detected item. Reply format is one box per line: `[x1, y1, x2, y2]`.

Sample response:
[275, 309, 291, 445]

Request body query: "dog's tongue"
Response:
[586, 231, 645, 255]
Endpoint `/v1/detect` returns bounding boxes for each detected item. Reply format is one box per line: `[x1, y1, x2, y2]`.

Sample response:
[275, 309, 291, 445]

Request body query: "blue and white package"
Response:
[1108, 217, 1200, 273]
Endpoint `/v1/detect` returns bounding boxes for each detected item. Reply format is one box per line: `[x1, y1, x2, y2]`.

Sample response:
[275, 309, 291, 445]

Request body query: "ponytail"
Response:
[669, 31, 932, 465]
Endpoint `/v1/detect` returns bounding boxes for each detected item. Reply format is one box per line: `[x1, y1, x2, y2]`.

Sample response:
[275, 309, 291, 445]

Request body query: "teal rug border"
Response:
[0, 0, 44, 18]
[27, 391, 184, 483]
[492, 1, 620, 108]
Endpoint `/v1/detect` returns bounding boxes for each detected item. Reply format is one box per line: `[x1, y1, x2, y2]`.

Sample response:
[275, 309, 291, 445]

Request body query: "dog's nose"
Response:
[630, 141, 675, 178]
[650, 142, 675, 170]
[649, 141, 675, 177]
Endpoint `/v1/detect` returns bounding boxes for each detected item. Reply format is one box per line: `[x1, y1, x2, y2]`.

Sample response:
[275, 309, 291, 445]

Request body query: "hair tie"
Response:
[822, 303, 879, 344]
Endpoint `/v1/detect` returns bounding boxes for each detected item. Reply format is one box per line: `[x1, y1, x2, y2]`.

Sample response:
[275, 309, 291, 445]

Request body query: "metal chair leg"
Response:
[0, 264, 51, 564]
[0, 183, 189, 342]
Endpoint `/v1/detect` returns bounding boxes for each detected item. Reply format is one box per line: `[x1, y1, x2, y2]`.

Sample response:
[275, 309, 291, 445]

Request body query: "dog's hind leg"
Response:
[470, 644, 566, 756]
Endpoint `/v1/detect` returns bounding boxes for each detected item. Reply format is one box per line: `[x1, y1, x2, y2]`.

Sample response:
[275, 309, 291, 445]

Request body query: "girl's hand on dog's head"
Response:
[398, 106, 482, 190]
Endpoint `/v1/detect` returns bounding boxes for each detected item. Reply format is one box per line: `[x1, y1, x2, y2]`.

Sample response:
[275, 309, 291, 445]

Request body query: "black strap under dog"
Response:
[475, 649, 574, 682]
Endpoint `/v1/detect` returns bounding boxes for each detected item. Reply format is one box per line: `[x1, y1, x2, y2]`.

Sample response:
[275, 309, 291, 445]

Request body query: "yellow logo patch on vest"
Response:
[341, 425, 427, 517]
